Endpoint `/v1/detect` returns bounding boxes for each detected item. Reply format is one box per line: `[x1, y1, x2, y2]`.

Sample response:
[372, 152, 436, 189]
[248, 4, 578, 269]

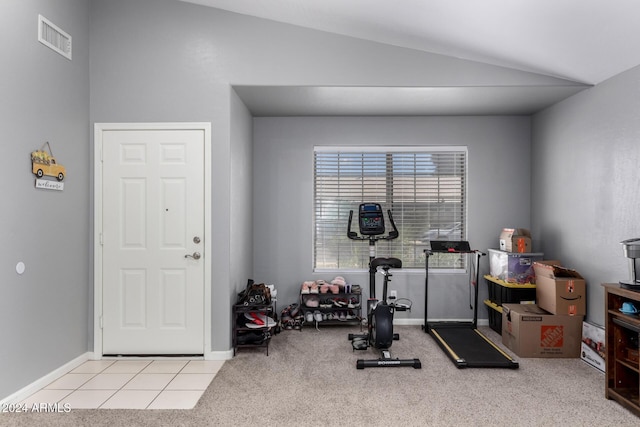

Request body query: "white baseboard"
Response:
[204, 349, 234, 360]
[393, 318, 489, 326]
[393, 318, 424, 326]
[0, 352, 94, 405]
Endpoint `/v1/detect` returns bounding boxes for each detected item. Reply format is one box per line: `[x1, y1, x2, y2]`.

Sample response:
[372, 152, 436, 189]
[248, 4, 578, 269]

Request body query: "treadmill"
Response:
[423, 241, 519, 369]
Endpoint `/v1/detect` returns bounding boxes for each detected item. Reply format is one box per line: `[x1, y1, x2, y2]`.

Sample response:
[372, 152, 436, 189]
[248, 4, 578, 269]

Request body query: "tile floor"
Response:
[20, 359, 224, 410]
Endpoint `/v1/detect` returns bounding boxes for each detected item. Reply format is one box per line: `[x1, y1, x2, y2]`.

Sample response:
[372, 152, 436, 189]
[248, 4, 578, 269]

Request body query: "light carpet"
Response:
[2, 325, 638, 426]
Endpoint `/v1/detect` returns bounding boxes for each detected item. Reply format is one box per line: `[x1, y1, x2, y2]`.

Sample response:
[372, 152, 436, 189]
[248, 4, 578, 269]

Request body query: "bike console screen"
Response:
[358, 203, 385, 235]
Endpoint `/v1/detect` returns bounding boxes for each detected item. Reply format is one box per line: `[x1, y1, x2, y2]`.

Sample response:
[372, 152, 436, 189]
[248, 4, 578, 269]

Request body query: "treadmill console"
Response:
[358, 203, 385, 235]
[429, 240, 471, 253]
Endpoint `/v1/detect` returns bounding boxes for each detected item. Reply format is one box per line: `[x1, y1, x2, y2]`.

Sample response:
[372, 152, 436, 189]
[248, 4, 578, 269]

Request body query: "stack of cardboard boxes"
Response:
[487, 228, 602, 363]
[502, 262, 586, 358]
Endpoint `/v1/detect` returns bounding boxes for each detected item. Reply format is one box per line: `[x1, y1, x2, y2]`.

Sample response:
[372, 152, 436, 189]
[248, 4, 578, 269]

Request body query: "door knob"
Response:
[185, 252, 201, 260]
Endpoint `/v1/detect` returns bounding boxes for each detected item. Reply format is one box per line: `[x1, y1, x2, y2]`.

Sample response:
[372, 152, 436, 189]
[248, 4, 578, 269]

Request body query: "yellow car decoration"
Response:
[31, 141, 66, 181]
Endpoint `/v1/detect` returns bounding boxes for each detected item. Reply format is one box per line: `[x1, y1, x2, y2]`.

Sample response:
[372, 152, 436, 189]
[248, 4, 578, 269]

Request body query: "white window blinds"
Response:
[313, 146, 467, 270]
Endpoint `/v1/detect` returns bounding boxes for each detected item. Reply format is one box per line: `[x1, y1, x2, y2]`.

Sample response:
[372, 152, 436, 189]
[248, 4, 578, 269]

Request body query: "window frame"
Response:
[313, 145, 468, 273]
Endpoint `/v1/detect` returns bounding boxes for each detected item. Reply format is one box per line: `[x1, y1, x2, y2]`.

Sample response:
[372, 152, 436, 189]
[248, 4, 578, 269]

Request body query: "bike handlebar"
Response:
[347, 209, 399, 241]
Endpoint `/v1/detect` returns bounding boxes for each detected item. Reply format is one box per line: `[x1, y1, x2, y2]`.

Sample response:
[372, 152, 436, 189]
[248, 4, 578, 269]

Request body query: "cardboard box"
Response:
[581, 321, 605, 372]
[502, 304, 584, 358]
[499, 228, 531, 253]
[533, 262, 586, 315]
[488, 249, 544, 284]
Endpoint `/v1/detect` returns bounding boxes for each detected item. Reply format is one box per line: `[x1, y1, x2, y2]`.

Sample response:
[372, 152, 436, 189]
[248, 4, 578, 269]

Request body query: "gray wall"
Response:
[253, 116, 532, 320]
[229, 88, 254, 318]
[4, 0, 632, 400]
[532, 64, 640, 327]
[88, 0, 555, 351]
[0, 0, 90, 399]
[89, 0, 236, 352]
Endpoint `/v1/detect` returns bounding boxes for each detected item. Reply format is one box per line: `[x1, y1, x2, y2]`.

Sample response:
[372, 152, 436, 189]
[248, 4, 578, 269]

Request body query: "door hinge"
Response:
[99, 316, 103, 329]
[99, 232, 104, 245]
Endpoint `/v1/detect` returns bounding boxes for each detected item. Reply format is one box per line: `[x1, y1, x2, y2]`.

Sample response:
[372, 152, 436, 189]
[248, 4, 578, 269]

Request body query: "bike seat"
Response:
[371, 257, 402, 270]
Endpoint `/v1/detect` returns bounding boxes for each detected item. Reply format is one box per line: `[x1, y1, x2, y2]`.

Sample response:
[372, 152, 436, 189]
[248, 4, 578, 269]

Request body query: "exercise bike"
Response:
[346, 203, 422, 369]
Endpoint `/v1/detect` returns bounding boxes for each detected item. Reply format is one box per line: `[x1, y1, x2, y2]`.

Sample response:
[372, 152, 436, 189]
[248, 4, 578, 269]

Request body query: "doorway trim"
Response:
[93, 122, 212, 358]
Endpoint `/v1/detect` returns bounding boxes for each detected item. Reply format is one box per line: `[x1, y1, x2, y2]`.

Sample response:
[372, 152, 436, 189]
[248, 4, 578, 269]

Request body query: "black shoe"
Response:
[237, 331, 266, 345]
[289, 303, 300, 317]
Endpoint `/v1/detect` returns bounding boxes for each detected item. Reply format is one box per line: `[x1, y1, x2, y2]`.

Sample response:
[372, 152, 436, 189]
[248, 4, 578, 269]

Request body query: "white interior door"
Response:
[101, 128, 205, 355]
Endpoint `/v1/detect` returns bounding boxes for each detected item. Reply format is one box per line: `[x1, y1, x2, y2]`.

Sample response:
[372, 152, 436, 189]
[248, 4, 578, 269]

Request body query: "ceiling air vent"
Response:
[38, 14, 72, 60]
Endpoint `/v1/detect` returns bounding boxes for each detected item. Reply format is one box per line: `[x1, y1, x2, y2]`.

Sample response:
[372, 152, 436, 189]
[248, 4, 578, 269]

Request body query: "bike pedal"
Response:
[352, 338, 369, 351]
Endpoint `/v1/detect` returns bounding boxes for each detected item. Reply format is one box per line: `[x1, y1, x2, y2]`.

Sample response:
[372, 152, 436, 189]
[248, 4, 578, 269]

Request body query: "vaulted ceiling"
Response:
[179, 0, 640, 115]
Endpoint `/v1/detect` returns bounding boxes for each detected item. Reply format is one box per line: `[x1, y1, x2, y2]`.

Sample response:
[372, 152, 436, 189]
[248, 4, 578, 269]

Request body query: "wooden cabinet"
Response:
[603, 283, 640, 417]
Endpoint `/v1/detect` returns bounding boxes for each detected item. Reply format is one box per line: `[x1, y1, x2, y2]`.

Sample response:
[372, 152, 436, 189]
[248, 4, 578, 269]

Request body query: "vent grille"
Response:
[38, 14, 72, 60]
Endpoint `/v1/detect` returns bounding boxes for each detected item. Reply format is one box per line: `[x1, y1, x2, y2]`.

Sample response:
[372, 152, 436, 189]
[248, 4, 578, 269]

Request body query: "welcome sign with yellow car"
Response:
[31, 141, 65, 191]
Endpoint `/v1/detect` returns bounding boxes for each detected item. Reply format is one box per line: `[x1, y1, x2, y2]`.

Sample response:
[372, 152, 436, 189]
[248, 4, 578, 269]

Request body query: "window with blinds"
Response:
[313, 146, 467, 270]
